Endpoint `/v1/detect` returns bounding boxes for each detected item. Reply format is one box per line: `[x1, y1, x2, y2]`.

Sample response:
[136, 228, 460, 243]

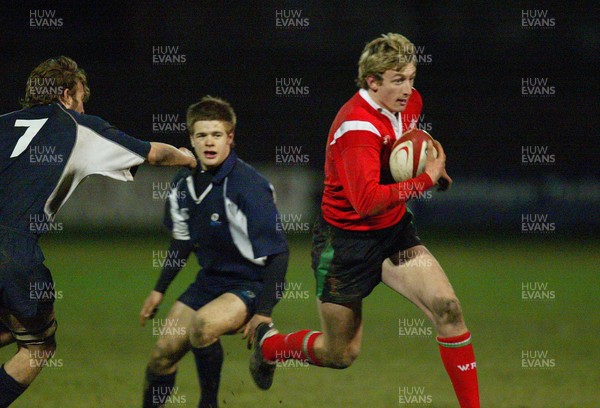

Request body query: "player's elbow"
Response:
[355, 208, 380, 218]
[351, 186, 390, 217]
[354, 199, 386, 218]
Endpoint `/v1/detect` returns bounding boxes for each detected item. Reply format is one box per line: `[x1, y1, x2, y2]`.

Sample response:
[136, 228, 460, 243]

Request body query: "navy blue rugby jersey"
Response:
[164, 151, 288, 281]
[0, 102, 151, 235]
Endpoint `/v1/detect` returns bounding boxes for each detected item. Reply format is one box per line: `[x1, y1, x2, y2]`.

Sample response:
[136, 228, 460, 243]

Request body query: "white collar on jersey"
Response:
[358, 88, 402, 139]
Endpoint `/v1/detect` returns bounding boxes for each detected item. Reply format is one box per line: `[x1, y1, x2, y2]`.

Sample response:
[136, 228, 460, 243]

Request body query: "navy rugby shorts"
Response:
[0, 226, 55, 318]
[311, 212, 422, 304]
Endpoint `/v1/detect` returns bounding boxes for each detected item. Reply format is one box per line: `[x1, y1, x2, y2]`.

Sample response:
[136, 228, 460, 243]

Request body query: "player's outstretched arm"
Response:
[147, 142, 197, 168]
[424, 139, 452, 190]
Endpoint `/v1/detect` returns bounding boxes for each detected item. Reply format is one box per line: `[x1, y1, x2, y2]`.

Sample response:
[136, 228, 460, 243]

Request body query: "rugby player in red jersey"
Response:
[250, 33, 480, 407]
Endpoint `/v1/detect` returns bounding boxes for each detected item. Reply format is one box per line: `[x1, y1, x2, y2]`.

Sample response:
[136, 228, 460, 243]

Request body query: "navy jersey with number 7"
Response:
[0, 102, 150, 263]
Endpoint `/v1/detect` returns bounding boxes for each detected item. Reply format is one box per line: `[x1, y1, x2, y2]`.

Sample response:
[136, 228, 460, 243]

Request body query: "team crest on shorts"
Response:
[210, 213, 221, 226]
[242, 290, 256, 299]
[328, 277, 341, 296]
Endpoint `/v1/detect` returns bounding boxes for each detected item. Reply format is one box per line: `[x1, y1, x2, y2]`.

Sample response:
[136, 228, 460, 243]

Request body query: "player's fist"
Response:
[424, 139, 452, 191]
[243, 314, 273, 350]
[178, 147, 197, 168]
[139, 290, 164, 326]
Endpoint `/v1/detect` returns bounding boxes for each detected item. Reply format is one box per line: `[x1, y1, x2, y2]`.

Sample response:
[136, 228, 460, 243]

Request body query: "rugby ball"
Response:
[389, 128, 437, 182]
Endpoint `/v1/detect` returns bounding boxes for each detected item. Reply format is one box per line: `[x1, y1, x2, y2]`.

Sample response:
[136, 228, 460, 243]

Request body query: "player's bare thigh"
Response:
[381, 245, 467, 336]
[190, 293, 248, 348]
[314, 300, 363, 368]
[148, 301, 195, 374]
[0, 305, 55, 329]
[0, 307, 56, 384]
[0, 307, 56, 346]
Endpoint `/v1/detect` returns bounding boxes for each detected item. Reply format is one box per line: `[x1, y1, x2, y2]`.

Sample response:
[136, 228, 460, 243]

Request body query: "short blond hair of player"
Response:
[356, 33, 417, 89]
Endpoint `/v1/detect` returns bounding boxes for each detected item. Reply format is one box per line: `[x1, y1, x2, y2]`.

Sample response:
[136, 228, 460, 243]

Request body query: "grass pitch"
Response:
[2, 230, 598, 407]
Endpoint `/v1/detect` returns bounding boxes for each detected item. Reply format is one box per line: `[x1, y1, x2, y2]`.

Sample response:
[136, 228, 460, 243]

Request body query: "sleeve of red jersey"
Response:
[334, 129, 434, 217]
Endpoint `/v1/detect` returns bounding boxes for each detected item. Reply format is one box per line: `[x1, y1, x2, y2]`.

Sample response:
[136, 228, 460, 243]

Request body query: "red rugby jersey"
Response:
[321, 89, 434, 231]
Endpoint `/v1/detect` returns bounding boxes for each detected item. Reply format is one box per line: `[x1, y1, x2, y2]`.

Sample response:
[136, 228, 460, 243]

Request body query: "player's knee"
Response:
[190, 316, 215, 348]
[328, 345, 360, 369]
[24, 337, 57, 370]
[432, 296, 463, 326]
[148, 341, 178, 372]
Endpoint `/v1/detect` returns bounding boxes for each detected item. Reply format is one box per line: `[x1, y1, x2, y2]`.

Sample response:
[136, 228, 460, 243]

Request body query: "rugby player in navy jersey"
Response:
[139, 96, 288, 408]
[0, 56, 196, 407]
[250, 34, 480, 407]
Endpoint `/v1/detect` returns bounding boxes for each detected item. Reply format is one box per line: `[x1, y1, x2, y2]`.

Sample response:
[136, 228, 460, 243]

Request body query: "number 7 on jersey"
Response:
[10, 118, 49, 158]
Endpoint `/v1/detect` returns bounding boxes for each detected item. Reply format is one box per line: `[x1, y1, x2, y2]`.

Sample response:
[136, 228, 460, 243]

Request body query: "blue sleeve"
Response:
[241, 178, 288, 258]
[255, 251, 289, 316]
[72, 112, 151, 158]
[154, 239, 194, 294]
[163, 197, 173, 231]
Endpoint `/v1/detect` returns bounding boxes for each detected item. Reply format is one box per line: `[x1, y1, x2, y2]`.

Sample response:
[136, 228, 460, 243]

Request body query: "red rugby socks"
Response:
[262, 330, 323, 366]
[437, 331, 480, 408]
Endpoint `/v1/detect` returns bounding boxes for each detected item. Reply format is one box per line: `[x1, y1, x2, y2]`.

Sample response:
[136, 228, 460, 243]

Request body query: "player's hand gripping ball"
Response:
[389, 128, 438, 182]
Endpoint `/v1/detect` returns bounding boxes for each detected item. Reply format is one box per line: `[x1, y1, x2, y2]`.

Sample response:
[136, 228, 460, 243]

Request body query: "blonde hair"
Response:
[356, 33, 416, 89]
[21, 56, 90, 108]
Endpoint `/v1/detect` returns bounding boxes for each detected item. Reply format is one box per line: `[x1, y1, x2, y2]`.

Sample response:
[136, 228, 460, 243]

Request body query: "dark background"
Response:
[1, 1, 598, 233]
